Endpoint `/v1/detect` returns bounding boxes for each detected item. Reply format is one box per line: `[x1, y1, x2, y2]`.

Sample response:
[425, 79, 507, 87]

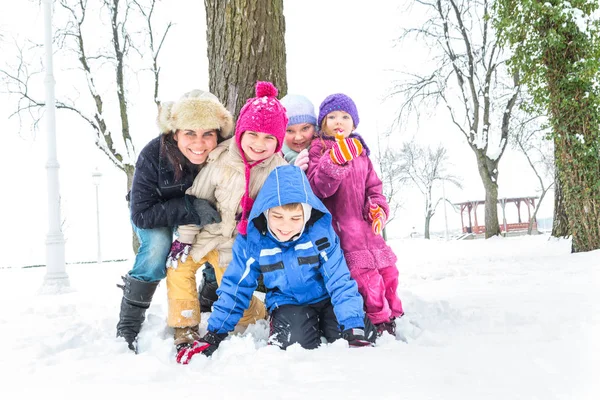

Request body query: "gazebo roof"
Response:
[453, 196, 539, 207]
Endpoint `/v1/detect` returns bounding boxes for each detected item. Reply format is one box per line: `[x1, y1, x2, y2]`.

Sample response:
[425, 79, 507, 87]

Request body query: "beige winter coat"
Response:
[178, 138, 287, 267]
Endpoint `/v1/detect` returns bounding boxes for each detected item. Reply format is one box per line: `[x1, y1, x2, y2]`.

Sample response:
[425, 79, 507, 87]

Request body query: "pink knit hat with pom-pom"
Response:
[235, 81, 288, 154]
[235, 81, 288, 235]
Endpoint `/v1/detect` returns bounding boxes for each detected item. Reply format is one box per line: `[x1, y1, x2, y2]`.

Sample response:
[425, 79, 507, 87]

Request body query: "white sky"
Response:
[0, 0, 554, 268]
[1, 235, 598, 399]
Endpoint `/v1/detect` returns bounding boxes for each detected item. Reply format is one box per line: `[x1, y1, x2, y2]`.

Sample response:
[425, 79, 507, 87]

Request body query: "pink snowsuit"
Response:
[307, 135, 403, 325]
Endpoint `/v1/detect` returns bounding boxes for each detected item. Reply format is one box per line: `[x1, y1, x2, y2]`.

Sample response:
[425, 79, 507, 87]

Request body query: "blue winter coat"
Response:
[129, 136, 200, 229]
[207, 165, 365, 334]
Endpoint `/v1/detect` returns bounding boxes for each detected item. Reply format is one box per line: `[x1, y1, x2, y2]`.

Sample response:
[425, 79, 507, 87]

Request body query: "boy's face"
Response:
[285, 123, 315, 152]
[268, 205, 304, 241]
[240, 131, 278, 162]
[322, 111, 354, 138]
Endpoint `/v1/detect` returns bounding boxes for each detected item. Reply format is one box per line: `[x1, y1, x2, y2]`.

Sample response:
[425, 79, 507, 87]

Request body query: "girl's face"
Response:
[267, 205, 304, 241]
[240, 131, 278, 162]
[285, 123, 316, 153]
[174, 128, 218, 164]
[322, 111, 355, 138]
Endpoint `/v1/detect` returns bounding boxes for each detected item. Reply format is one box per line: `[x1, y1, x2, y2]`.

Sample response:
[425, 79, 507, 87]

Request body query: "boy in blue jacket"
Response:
[176, 165, 377, 363]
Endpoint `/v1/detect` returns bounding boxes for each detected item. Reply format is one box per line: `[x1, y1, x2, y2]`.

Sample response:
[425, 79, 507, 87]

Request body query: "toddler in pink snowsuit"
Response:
[307, 93, 403, 335]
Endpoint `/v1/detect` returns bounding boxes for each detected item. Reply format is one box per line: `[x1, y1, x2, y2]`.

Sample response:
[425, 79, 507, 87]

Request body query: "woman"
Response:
[116, 89, 233, 352]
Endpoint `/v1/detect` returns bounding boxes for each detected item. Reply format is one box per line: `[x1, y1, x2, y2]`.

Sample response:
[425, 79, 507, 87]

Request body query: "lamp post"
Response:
[92, 168, 102, 265]
[42, 0, 70, 292]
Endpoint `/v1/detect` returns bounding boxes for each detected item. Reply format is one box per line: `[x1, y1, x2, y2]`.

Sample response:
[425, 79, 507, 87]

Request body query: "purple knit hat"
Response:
[234, 81, 288, 235]
[235, 81, 288, 154]
[317, 93, 360, 129]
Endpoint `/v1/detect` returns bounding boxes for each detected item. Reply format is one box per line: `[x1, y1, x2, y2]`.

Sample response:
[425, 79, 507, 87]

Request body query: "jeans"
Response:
[128, 223, 173, 282]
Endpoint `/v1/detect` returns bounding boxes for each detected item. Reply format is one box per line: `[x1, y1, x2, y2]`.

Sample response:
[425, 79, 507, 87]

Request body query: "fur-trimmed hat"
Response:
[234, 81, 288, 154]
[317, 93, 360, 129]
[157, 89, 233, 140]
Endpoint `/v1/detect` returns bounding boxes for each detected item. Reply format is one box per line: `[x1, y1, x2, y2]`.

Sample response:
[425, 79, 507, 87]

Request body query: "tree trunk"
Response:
[545, 49, 600, 252]
[528, 187, 549, 235]
[424, 213, 431, 239]
[205, 0, 287, 120]
[551, 147, 570, 238]
[475, 153, 501, 238]
[125, 164, 140, 254]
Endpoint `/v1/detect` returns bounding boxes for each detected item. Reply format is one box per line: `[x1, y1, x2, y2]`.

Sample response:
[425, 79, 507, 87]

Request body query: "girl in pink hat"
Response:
[164, 81, 288, 362]
[307, 93, 404, 337]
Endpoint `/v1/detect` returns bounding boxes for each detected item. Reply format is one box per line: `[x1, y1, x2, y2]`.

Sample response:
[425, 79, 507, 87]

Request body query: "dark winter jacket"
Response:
[129, 136, 201, 229]
[207, 165, 365, 334]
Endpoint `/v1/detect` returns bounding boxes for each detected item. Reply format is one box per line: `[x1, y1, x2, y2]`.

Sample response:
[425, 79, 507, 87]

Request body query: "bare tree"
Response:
[391, 0, 520, 238]
[374, 133, 405, 241]
[398, 140, 462, 239]
[511, 112, 555, 234]
[204, 0, 287, 119]
[1, 0, 172, 252]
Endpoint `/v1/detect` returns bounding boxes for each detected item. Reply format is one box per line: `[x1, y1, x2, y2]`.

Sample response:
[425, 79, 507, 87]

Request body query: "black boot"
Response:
[116, 274, 159, 353]
[199, 280, 218, 312]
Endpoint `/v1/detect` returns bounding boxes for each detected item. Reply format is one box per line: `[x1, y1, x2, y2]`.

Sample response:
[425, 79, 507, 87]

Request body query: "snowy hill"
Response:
[1, 235, 598, 399]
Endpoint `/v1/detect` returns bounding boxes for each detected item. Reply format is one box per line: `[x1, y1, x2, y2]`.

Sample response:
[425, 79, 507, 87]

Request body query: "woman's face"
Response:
[174, 128, 218, 164]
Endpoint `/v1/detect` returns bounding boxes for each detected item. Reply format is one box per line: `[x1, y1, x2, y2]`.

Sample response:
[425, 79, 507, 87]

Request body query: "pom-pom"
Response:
[255, 81, 278, 98]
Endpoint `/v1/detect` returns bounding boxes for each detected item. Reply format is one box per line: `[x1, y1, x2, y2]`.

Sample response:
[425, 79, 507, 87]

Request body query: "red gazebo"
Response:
[454, 197, 539, 234]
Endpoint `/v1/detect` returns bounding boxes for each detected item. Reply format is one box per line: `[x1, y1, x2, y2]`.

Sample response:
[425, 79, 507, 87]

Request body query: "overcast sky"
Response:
[0, 0, 553, 267]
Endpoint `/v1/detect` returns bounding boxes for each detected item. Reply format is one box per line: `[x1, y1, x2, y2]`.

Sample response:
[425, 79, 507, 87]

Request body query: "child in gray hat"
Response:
[280, 94, 317, 171]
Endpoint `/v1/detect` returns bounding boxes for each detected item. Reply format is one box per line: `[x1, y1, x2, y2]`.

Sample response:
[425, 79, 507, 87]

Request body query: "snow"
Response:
[1, 234, 598, 399]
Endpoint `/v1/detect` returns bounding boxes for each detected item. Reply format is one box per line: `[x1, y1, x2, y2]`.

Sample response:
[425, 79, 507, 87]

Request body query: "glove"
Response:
[342, 328, 374, 348]
[192, 198, 221, 227]
[176, 330, 228, 364]
[176, 341, 206, 365]
[294, 149, 309, 171]
[166, 240, 191, 268]
[368, 201, 386, 236]
[330, 132, 363, 165]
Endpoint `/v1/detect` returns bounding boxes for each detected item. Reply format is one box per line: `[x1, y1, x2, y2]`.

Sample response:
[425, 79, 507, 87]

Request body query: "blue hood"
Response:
[248, 165, 330, 236]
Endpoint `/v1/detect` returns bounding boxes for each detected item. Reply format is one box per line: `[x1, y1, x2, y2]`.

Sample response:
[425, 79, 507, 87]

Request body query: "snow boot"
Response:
[116, 274, 159, 353]
[198, 279, 218, 312]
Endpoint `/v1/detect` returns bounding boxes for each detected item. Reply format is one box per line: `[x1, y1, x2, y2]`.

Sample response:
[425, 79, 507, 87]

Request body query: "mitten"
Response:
[192, 198, 222, 227]
[329, 132, 363, 165]
[294, 149, 310, 171]
[342, 328, 374, 348]
[166, 240, 191, 268]
[368, 201, 386, 236]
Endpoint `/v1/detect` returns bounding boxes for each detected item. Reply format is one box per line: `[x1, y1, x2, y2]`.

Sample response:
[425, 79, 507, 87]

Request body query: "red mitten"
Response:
[369, 202, 386, 236]
[330, 132, 363, 165]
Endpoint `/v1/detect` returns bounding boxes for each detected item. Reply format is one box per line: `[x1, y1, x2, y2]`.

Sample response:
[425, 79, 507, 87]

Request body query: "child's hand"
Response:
[330, 132, 363, 165]
[342, 328, 374, 347]
[294, 148, 309, 171]
[368, 201, 386, 236]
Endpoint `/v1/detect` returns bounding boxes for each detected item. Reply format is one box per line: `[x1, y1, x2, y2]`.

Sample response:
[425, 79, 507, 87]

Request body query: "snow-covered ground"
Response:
[1, 235, 598, 399]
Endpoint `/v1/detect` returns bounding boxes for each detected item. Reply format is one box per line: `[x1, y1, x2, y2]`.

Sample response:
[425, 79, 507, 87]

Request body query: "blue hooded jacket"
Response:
[207, 165, 365, 334]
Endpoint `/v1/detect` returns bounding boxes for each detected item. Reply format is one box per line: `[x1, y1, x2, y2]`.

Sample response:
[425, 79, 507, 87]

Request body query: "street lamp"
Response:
[42, 0, 70, 292]
[92, 168, 102, 265]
